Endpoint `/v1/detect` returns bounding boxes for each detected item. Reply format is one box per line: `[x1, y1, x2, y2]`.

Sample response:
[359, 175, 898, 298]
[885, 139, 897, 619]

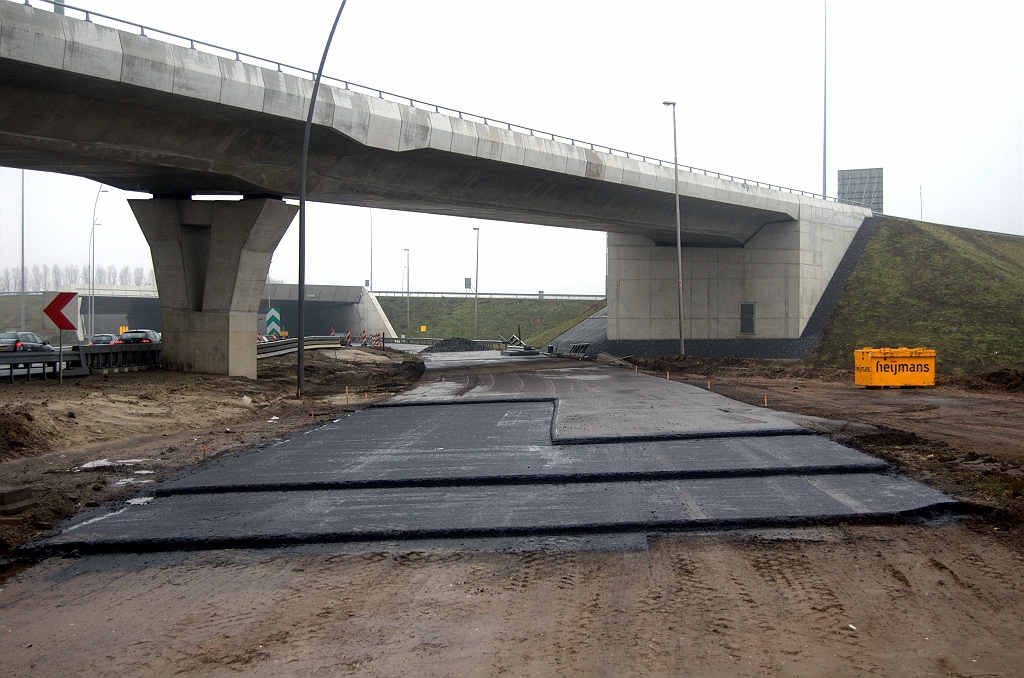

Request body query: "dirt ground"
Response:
[1, 355, 1022, 676]
[631, 357, 1024, 548]
[0, 347, 424, 555]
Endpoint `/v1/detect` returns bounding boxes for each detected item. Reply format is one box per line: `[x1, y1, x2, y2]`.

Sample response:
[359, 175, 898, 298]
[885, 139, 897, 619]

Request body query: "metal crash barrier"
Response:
[2, 344, 162, 383]
[1, 352, 64, 383]
[78, 344, 161, 372]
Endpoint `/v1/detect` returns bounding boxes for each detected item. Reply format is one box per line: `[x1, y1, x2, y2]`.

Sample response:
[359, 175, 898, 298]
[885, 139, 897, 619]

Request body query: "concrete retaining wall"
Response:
[607, 210, 863, 341]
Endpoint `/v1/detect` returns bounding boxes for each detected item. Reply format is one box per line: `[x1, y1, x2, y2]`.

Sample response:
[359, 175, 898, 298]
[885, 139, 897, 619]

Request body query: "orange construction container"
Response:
[854, 347, 936, 388]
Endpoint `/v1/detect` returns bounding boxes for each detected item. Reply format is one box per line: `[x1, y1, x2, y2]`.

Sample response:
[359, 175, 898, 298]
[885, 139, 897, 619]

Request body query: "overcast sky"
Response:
[0, 0, 1021, 295]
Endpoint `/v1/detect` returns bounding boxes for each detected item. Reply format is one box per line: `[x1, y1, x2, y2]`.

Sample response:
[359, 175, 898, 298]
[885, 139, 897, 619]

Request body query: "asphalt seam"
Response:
[151, 462, 893, 497]
[18, 503, 963, 557]
[367, 397, 809, 445]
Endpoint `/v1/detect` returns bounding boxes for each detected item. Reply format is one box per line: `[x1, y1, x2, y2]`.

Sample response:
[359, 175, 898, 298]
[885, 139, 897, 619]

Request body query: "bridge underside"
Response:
[0, 1, 870, 374]
[0, 60, 792, 248]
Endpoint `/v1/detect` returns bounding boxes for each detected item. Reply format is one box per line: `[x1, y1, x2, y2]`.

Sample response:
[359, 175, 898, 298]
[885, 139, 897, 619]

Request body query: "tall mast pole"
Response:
[20, 170, 25, 330]
[297, 1, 346, 397]
[822, 1, 827, 198]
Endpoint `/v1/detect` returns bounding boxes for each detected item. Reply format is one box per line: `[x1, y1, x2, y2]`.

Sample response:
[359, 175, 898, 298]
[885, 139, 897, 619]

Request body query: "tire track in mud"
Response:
[744, 542, 880, 672]
[641, 540, 770, 668]
[493, 550, 606, 676]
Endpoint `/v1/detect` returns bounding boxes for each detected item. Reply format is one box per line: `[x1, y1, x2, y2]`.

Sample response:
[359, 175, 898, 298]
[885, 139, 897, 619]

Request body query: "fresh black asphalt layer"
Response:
[23, 401, 958, 556]
[31, 475, 953, 555]
[153, 402, 884, 496]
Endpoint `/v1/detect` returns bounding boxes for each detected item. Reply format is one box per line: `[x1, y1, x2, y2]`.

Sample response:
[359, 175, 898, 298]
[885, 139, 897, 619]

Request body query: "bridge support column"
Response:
[129, 198, 297, 379]
[607, 217, 861, 345]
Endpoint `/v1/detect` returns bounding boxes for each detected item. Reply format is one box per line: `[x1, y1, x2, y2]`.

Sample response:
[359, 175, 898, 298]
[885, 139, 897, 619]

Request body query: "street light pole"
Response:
[20, 169, 25, 330]
[368, 208, 373, 291]
[404, 248, 410, 337]
[90, 185, 106, 337]
[663, 101, 684, 356]
[473, 227, 480, 340]
[297, 0, 346, 398]
[822, 0, 828, 198]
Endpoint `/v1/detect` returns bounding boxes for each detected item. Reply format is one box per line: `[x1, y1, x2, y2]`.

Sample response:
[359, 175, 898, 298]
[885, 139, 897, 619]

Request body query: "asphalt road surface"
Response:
[22, 353, 957, 556]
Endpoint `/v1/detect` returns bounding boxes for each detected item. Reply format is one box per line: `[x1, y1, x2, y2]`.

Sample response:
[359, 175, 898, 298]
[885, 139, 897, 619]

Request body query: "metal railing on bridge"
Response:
[25, 0, 875, 212]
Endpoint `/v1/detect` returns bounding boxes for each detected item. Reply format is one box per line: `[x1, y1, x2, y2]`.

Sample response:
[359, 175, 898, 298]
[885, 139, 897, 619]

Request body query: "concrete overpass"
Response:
[0, 1, 871, 376]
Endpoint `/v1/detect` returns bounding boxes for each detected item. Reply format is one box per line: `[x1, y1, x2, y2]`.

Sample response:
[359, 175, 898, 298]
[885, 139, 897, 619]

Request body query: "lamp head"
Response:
[663, 101, 676, 107]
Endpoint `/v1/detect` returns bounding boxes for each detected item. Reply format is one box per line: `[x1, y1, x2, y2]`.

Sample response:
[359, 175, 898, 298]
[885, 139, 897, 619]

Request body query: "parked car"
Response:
[118, 329, 160, 345]
[0, 331, 56, 352]
[86, 334, 118, 346]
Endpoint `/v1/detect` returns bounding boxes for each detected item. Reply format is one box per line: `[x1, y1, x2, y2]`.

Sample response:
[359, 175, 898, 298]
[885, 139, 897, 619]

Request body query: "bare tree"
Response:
[29, 265, 44, 291]
[82, 263, 92, 286]
[65, 264, 80, 286]
[11, 268, 22, 292]
[52, 264, 65, 288]
[118, 265, 131, 286]
[1, 268, 11, 293]
[95, 266, 107, 286]
[106, 265, 117, 285]
[43, 264, 51, 290]
[144, 268, 155, 286]
[132, 266, 144, 286]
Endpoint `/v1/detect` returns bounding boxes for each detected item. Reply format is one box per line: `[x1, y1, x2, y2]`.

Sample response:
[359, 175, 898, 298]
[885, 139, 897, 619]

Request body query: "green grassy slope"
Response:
[374, 296, 605, 348]
[0, 295, 63, 343]
[810, 217, 1024, 372]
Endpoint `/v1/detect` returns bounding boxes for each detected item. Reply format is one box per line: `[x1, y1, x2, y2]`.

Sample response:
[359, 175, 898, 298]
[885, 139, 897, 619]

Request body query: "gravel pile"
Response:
[421, 337, 481, 353]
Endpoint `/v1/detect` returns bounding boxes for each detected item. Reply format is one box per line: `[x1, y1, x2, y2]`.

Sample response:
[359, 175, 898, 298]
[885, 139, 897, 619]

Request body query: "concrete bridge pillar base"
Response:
[129, 198, 297, 379]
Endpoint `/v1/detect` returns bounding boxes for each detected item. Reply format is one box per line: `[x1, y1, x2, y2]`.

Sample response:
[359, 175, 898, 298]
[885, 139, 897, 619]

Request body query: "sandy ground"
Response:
[1, 355, 1022, 676]
[0, 347, 424, 554]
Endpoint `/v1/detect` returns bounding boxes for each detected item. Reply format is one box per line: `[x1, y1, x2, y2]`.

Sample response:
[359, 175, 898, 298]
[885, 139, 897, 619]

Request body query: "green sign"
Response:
[266, 307, 281, 336]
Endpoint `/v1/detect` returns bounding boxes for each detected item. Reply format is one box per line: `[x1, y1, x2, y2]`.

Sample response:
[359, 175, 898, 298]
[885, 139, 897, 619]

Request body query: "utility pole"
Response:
[368, 208, 373, 291]
[473, 227, 480, 340]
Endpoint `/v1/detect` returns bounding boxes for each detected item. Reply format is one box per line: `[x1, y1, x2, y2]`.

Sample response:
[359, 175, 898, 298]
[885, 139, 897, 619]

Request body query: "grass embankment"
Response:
[374, 296, 605, 348]
[810, 217, 1024, 372]
[0, 294, 62, 343]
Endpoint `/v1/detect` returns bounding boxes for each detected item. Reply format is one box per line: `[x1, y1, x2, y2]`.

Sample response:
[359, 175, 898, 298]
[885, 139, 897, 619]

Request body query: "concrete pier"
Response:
[607, 211, 863, 343]
[130, 198, 297, 378]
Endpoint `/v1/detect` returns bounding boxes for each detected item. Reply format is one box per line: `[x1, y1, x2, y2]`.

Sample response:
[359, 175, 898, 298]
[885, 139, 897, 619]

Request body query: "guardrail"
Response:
[256, 336, 349, 359]
[24, 0, 876, 211]
[1, 343, 161, 382]
[0, 351, 63, 382]
[77, 343, 161, 372]
[373, 291, 606, 301]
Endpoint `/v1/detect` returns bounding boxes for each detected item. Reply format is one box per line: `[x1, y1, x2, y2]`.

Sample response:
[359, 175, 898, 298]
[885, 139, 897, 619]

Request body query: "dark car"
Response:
[0, 331, 56, 352]
[118, 329, 160, 345]
[87, 334, 118, 346]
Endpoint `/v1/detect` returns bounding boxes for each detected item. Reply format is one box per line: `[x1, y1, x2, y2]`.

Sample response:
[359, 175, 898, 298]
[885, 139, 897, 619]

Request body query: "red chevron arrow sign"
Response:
[42, 292, 79, 331]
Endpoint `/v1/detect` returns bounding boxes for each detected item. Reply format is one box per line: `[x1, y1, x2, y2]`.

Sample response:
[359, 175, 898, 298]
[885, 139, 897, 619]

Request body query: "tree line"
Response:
[0, 264, 155, 293]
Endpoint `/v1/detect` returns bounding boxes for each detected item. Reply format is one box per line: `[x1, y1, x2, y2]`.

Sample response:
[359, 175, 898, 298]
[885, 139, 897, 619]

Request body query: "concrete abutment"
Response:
[607, 214, 865, 345]
[129, 198, 297, 378]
